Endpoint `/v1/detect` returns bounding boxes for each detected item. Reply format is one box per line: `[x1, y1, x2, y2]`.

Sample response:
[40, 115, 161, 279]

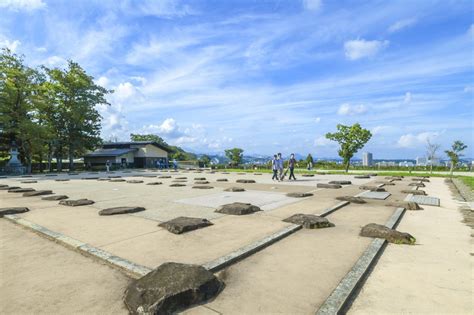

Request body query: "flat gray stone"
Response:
[336, 196, 366, 204]
[21, 180, 37, 183]
[159, 216, 213, 234]
[412, 178, 430, 182]
[358, 191, 391, 200]
[0, 186, 16, 190]
[386, 201, 422, 210]
[354, 175, 370, 179]
[55, 178, 69, 181]
[236, 179, 256, 183]
[0, 184, 8, 188]
[110, 179, 126, 182]
[283, 214, 335, 229]
[317, 183, 341, 189]
[173, 179, 188, 183]
[385, 176, 402, 181]
[194, 177, 206, 180]
[127, 180, 144, 184]
[328, 180, 352, 185]
[359, 185, 386, 192]
[42, 195, 68, 201]
[286, 192, 313, 198]
[108, 175, 122, 178]
[97, 178, 110, 181]
[99, 206, 146, 216]
[215, 202, 261, 215]
[59, 199, 95, 207]
[360, 223, 416, 244]
[224, 187, 245, 192]
[192, 185, 214, 189]
[82, 177, 99, 180]
[408, 195, 440, 206]
[23, 190, 53, 197]
[8, 188, 35, 193]
[409, 182, 425, 187]
[0, 207, 29, 217]
[402, 189, 426, 195]
[146, 182, 162, 185]
[216, 178, 228, 182]
[176, 177, 187, 179]
[123, 262, 223, 314]
[158, 175, 171, 178]
[45, 174, 58, 177]
[301, 174, 314, 177]
[170, 183, 186, 187]
[194, 180, 209, 184]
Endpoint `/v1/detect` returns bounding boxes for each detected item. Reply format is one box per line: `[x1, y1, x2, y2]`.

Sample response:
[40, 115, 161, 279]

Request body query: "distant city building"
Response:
[399, 161, 415, 167]
[416, 157, 427, 166]
[362, 152, 373, 166]
[376, 161, 396, 167]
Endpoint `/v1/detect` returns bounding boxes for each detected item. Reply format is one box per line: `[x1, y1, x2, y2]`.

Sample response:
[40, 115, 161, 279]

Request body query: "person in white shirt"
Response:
[271, 155, 278, 180]
[277, 153, 284, 181]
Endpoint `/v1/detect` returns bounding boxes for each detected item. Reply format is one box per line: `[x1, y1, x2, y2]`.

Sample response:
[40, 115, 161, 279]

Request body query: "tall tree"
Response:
[130, 133, 167, 145]
[0, 48, 45, 172]
[200, 154, 211, 167]
[425, 139, 440, 174]
[45, 61, 110, 171]
[225, 148, 243, 166]
[445, 140, 467, 175]
[325, 123, 372, 172]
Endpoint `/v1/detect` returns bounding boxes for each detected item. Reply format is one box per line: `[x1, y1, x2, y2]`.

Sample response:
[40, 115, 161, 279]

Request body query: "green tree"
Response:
[306, 153, 313, 165]
[445, 140, 467, 175]
[45, 61, 110, 171]
[325, 123, 372, 172]
[172, 151, 187, 161]
[0, 48, 46, 172]
[225, 148, 243, 166]
[200, 154, 211, 167]
[130, 133, 167, 145]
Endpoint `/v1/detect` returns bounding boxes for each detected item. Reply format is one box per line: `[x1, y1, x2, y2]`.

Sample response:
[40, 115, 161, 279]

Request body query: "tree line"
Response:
[0, 49, 109, 172]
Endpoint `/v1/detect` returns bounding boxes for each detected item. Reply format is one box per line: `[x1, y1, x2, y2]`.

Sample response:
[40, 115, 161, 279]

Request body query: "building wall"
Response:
[114, 152, 134, 163]
[131, 144, 168, 158]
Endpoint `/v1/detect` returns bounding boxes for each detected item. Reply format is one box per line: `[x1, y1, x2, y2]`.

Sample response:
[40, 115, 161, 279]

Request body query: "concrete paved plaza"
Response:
[0, 170, 472, 314]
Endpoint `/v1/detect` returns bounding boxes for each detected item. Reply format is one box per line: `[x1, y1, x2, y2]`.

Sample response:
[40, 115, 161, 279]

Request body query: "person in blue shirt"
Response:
[288, 153, 297, 180]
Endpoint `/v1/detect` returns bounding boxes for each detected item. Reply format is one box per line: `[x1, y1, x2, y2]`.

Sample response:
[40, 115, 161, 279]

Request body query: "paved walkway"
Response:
[0, 220, 129, 315]
[349, 177, 473, 314]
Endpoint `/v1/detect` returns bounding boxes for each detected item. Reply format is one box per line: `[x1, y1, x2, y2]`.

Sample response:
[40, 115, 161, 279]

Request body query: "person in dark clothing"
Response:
[288, 153, 297, 180]
[271, 155, 278, 180]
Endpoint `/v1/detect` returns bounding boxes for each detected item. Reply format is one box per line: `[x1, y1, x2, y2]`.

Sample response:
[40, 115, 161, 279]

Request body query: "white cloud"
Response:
[125, 0, 196, 18]
[344, 39, 389, 60]
[0, 0, 45, 11]
[404, 92, 412, 103]
[314, 117, 321, 123]
[468, 24, 474, 37]
[96, 76, 110, 88]
[337, 103, 367, 115]
[314, 135, 332, 146]
[130, 76, 147, 85]
[397, 131, 439, 148]
[44, 55, 66, 67]
[114, 82, 137, 100]
[371, 126, 388, 135]
[302, 0, 322, 11]
[0, 38, 21, 52]
[464, 85, 474, 92]
[388, 18, 416, 33]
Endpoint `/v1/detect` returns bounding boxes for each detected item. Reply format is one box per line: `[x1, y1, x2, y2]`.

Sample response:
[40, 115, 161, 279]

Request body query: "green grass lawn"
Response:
[459, 176, 474, 191]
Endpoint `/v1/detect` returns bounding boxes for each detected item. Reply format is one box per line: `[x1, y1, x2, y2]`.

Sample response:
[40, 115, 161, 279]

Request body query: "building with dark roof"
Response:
[84, 142, 171, 168]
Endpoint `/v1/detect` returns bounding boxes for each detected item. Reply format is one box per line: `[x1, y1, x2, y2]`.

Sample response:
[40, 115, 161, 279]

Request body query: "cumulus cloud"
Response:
[344, 39, 389, 60]
[44, 55, 67, 67]
[388, 18, 417, 33]
[397, 131, 439, 148]
[95, 76, 110, 88]
[0, 38, 21, 52]
[114, 82, 137, 100]
[0, 0, 45, 11]
[302, 0, 322, 11]
[337, 103, 367, 115]
[371, 126, 389, 135]
[314, 135, 332, 146]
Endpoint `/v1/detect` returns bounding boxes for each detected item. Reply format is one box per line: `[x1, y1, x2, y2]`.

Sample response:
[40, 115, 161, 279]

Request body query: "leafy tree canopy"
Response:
[325, 123, 372, 172]
[225, 148, 244, 166]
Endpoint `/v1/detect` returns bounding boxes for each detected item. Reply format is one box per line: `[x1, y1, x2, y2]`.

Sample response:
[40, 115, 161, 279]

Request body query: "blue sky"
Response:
[1, 0, 473, 159]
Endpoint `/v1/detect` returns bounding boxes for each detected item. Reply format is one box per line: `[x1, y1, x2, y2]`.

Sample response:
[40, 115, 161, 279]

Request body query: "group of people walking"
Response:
[271, 153, 297, 181]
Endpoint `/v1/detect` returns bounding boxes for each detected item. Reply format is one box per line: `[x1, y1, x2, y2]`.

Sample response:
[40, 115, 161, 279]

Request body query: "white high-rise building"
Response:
[362, 152, 373, 166]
